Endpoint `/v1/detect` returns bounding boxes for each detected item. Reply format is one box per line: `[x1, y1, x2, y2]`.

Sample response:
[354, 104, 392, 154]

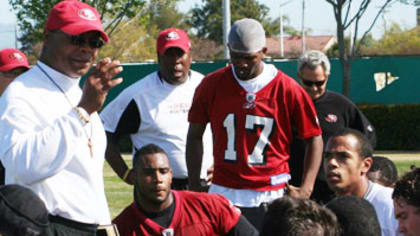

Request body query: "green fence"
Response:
[92, 55, 420, 106]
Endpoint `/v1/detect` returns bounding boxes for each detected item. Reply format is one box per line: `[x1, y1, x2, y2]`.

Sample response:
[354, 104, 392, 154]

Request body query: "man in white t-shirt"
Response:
[0, 0, 122, 234]
[324, 128, 401, 236]
[100, 28, 213, 190]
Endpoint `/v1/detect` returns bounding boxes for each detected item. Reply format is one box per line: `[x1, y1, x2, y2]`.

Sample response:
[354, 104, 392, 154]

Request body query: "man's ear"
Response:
[157, 52, 161, 64]
[361, 157, 373, 176]
[261, 47, 268, 55]
[168, 168, 173, 185]
[43, 30, 49, 40]
[43, 30, 51, 46]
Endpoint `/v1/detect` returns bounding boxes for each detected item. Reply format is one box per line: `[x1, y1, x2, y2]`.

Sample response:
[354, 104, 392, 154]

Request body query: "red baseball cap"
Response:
[157, 28, 191, 54]
[45, 0, 109, 42]
[0, 48, 30, 72]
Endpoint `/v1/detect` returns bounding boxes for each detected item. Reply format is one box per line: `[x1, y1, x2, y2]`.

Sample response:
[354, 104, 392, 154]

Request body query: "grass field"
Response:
[105, 152, 420, 219]
[104, 157, 133, 219]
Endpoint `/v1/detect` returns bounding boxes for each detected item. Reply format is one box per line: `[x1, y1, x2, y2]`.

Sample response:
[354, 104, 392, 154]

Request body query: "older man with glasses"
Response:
[0, 0, 122, 235]
[289, 50, 376, 204]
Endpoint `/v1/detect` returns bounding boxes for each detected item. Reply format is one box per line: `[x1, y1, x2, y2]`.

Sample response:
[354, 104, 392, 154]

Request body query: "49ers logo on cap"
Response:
[9, 52, 24, 62]
[78, 8, 97, 21]
[166, 31, 180, 41]
[325, 114, 338, 123]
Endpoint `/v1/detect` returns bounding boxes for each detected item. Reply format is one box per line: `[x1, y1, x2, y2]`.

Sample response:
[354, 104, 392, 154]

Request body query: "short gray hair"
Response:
[297, 50, 331, 76]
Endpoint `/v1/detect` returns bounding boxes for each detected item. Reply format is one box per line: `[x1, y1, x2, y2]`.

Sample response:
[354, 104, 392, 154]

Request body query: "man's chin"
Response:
[237, 72, 251, 80]
[69, 61, 92, 76]
[152, 192, 170, 203]
[312, 93, 322, 100]
[326, 182, 341, 193]
[167, 75, 187, 84]
[68, 68, 90, 78]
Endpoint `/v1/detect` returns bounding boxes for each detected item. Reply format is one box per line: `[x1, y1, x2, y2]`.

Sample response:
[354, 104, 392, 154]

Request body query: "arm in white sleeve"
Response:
[0, 97, 87, 185]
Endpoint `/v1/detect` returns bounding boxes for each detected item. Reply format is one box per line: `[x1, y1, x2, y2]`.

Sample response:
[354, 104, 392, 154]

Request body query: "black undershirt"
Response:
[114, 99, 141, 136]
[136, 200, 175, 228]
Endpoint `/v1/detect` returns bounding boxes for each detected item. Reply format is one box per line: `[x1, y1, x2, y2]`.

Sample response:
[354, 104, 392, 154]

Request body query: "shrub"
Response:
[360, 104, 420, 150]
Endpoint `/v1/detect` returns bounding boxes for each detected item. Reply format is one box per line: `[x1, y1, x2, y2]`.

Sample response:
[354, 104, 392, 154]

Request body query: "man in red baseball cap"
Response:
[0, 48, 29, 188]
[0, 0, 123, 235]
[0, 48, 29, 96]
[45, 0, 109, 43]
[101, 27, 214, 192]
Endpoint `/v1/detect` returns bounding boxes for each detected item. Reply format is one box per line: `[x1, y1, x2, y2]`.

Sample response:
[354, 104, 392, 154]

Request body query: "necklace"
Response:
[36, 63, 94, 157]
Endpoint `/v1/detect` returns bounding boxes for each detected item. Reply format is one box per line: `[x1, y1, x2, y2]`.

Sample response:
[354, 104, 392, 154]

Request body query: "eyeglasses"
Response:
[300, 78, 327, 87]
[54, 30, 104, 49]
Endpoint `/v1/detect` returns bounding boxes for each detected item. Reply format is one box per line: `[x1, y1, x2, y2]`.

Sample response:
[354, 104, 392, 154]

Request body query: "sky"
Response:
[179, 0, 417, 37]
[0, 0, 417, 49]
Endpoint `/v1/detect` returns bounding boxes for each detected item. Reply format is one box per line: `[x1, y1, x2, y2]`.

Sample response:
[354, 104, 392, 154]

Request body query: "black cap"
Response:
[0, 184, 50, 236]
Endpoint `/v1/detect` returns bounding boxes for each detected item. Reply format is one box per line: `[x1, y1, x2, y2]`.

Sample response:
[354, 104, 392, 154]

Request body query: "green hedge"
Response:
[359, 104, 420, 150]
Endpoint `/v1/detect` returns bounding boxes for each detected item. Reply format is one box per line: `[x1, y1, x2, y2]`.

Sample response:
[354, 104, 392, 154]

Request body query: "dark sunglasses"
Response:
[300, 79, 327, 87]
[54, 30, 104, 49]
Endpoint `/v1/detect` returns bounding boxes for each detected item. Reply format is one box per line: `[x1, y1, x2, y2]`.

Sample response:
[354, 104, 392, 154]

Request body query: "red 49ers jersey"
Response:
[188, 65, 321, 191]
[113, 191, 241, 236]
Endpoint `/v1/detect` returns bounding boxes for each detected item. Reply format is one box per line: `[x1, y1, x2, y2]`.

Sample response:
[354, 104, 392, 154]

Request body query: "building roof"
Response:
[266, 35, 337, 58]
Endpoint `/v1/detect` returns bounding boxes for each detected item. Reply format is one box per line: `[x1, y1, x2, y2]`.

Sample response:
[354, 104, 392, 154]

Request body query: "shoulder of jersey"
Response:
[204, 65, 230, 79]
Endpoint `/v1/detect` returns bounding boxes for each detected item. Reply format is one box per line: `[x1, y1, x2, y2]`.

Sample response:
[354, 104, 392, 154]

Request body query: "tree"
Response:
[9, 0, 146, 56]
[364, 23, 420, 55]
[398, 0, 420, 28]
[190, 38, 224, 61]
[187, 0, 291, 44]
[97, 0, 190, 63]
[98, 16, 156, 62]
[97, 0, 188, 62]
[326, 33, 376, 57]
[325, 0, 393, 97]
[146, 0, 187, 31]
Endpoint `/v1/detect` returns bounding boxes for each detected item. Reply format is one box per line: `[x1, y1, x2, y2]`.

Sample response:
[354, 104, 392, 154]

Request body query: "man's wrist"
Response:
[77, 102, 95, 115]
[74, 106, 90, 124]
[299, 185, 313, 196]
[122, 169, 132, 182]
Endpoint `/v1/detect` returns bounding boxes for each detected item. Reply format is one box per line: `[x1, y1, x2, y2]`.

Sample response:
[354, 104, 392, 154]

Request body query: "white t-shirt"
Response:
[0, 61, 111, 224]
[101, 71, 213, 179]
[364, 181, 402, 236]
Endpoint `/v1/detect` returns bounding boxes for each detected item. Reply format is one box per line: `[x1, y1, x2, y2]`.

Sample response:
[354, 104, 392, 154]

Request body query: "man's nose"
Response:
[152, 171, 163, 182]
[309, 83, 319, 90]
[79, 40, 95, 52]
[325, 156, 338, 168]
[234, 59, 248, 68]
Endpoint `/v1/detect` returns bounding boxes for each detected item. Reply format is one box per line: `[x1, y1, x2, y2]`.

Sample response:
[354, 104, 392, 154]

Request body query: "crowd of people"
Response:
[0, 0, 418, 236]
